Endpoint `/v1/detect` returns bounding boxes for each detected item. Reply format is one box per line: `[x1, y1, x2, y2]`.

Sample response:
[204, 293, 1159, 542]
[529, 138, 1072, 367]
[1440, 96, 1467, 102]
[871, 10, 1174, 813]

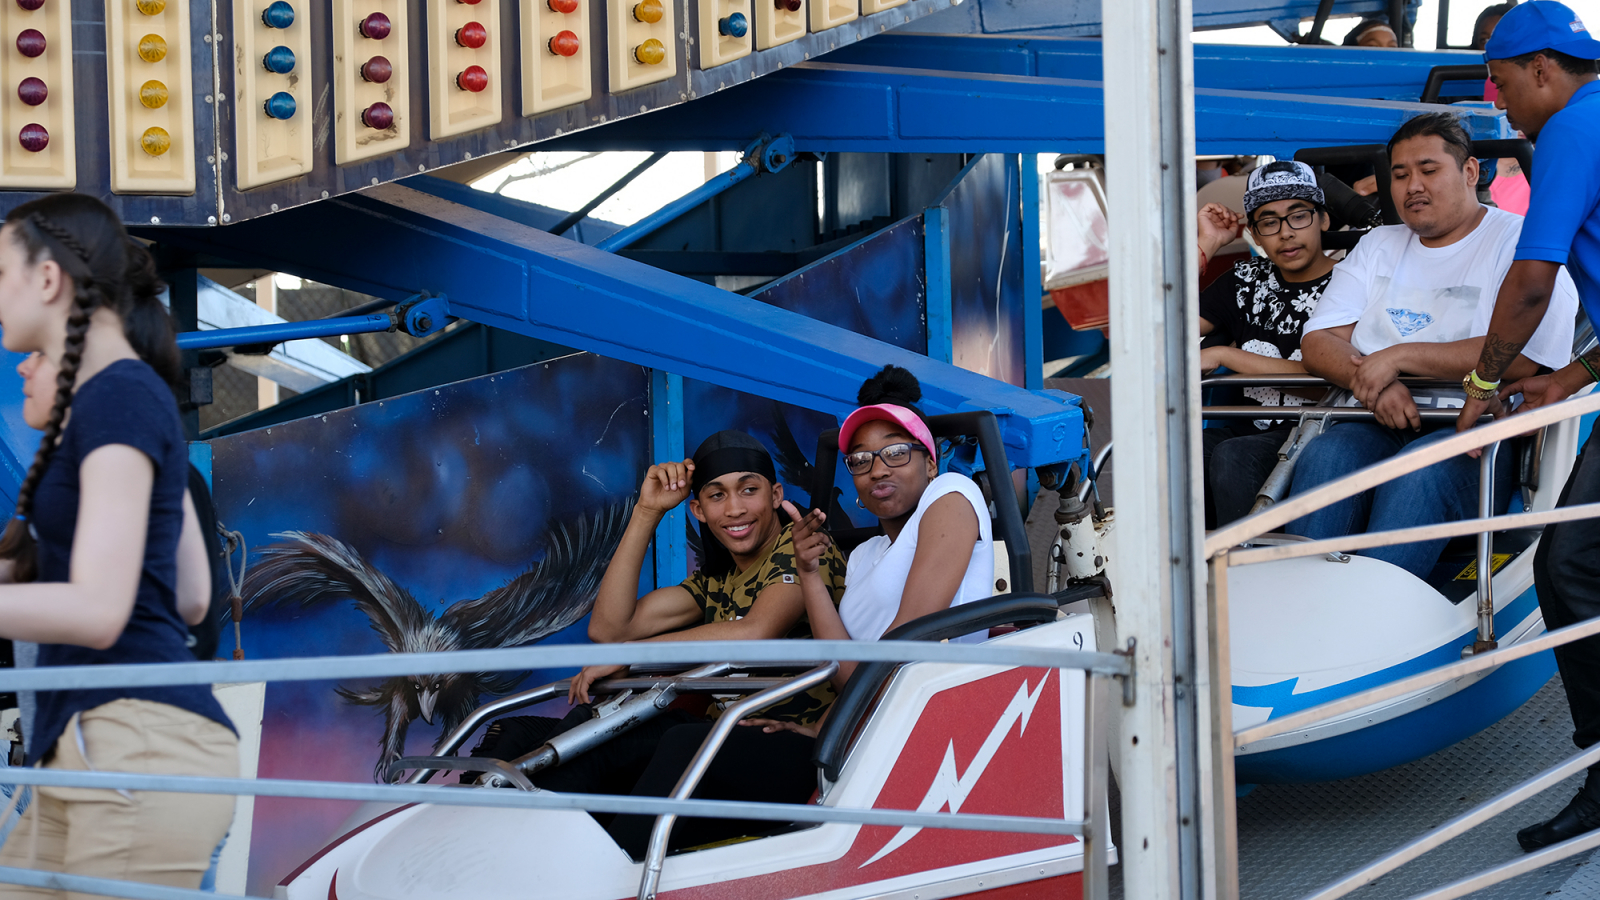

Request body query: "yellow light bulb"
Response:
[138, 79, 168, 108]
[634, 37, 664, 64]
[136, 0, 166, 14]
[137, 33, 167, 62]
[632, 0, 662, 22]
[141, 126, 171, 157]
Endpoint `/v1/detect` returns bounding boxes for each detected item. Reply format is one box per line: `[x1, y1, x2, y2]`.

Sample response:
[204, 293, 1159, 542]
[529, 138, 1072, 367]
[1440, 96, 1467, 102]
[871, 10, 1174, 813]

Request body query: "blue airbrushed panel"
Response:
[944, 155, 1027, 387]
[751, 215, 928, 353]
[0, 348, 37, 509]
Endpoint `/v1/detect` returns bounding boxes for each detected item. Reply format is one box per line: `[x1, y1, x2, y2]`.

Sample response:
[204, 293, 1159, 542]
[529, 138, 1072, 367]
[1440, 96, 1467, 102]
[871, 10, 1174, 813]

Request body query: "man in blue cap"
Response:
[1453, 0, 1600, 852]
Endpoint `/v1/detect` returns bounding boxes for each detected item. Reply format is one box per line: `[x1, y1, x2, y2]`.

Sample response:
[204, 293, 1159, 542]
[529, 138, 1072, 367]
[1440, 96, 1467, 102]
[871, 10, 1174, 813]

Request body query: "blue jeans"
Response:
[1286, 422, 1512, 580]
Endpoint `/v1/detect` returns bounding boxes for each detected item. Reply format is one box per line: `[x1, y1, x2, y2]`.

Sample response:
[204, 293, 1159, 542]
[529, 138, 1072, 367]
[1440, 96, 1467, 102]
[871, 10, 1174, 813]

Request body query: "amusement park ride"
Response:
[0, 0, 1590, 897]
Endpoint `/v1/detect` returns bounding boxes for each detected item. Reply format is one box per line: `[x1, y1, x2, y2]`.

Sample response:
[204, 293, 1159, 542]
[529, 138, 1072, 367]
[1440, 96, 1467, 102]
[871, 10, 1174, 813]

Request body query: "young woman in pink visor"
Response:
[775, 364, 995, 693]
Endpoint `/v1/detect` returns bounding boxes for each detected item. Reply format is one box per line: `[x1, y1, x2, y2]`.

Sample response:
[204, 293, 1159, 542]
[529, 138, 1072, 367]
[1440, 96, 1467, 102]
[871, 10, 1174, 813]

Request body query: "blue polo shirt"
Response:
[1517, 80, 1600, 331]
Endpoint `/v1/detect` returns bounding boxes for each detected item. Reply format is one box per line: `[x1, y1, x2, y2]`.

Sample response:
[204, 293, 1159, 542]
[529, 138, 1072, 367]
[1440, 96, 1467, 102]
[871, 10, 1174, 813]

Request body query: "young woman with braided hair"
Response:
[0, 194, 236, 896]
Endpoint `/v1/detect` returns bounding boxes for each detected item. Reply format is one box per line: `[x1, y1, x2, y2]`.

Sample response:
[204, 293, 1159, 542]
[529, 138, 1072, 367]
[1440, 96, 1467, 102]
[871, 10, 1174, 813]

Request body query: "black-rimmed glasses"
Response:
[1251, 208, 1317, 236]
[844, 442, 925, 476]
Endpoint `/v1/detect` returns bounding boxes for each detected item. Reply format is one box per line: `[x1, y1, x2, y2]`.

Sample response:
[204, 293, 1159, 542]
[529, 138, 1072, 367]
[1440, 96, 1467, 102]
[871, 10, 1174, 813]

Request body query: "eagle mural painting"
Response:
[241, 502, 632, 782]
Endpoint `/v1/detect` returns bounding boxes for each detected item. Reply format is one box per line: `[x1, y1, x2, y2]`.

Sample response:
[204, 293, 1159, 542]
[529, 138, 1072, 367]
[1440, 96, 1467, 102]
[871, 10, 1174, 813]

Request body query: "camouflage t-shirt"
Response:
[680, 523, 848, 725]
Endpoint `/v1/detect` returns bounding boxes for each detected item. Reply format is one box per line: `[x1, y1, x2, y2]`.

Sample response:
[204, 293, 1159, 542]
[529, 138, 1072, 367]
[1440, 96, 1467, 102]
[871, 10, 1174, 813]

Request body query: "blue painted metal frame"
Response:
[146, 184, 1089, 476]
[650, 369, 687, 587]
[176, 314, 394, 350]
[1020, 156, 1043, 392]
[923, 207, 953, 364]
[538, 63, 1508, 154]
[595, 134, 794, 252]
[912, 0, 1415, 39]
[825, 34, 1490, 102]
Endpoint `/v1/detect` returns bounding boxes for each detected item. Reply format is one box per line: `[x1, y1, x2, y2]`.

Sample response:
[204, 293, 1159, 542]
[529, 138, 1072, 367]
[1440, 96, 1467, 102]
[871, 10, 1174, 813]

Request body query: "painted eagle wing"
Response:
[444, 502, 632, 655]
[242, 531, 433, 654]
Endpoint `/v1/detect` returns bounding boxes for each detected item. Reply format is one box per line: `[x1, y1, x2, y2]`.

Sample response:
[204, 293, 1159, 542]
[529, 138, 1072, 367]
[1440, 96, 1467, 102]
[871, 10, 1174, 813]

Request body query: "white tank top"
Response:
[838, 472, 994, 643]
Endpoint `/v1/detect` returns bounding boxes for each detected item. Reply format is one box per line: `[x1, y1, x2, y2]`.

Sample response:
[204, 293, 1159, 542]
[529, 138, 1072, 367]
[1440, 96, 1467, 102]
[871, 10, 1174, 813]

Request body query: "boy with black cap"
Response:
[469, 430, 846, 814]
[1450, 0, 1600, 852]
[1198, 160, 1336, 525]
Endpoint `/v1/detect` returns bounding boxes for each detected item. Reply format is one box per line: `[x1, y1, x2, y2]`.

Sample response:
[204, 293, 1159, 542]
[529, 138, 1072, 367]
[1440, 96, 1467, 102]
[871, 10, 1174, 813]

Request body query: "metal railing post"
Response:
[1472, 441, 1501, 653]
[1083, 670, 1111, 900]
[1200, 551, 1239, 900]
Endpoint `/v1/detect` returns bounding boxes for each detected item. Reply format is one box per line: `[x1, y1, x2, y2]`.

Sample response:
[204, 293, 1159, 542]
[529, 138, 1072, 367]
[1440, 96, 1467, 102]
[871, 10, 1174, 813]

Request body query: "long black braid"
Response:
[0, 200, 133, 581]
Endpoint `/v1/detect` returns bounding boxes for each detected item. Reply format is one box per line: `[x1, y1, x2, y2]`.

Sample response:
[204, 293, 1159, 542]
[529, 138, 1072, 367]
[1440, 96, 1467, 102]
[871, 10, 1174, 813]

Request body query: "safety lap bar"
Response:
[812, 587, 1101, 783]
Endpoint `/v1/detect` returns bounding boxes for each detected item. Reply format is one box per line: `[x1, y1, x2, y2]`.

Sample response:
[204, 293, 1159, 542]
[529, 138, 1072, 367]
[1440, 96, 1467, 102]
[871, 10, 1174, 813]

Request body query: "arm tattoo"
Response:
[1586, 346, 1600, 370]
[1476, 332, 1528, 383]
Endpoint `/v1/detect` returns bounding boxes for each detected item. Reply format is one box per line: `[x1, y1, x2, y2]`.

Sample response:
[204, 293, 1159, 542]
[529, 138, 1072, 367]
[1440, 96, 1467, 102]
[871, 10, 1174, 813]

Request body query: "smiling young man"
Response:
[1286, 111, 1578, 579]
[1197, 160, 1336, 526]
[467, 430, 847, 830]
[1447, 1, 1600, 852]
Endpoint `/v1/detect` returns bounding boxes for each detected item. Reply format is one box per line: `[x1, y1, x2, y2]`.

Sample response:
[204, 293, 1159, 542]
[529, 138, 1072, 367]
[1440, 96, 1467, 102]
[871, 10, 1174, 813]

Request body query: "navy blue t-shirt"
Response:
[29, 359, 233, 763]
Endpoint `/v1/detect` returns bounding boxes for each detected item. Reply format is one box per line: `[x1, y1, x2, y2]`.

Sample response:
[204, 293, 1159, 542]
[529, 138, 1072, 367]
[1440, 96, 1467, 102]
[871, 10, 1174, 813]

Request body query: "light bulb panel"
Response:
[233, 0, 315, 188]
[520, 0, 590, 115]
[427, 0, 502, 139]
[607, 0, 674, 92]
[695, 0, 750, 69]
[0, 0, 74, 188]
[333, 0, 411, 163]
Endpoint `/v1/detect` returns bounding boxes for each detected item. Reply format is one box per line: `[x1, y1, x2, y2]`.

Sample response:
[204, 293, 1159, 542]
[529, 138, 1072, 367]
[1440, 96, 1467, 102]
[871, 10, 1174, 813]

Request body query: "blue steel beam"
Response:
[595, 134, 793, 252]
[824, 34, 1489, 102]
[176, 314, 393, 350]
[538, 63, 1507, 155]
[919, 0, 1414, 39]
[146, 185, 1088, 473]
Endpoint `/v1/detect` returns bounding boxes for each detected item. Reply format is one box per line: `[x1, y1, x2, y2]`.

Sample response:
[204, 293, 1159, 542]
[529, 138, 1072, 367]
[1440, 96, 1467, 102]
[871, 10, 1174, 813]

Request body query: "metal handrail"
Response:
[1472, 442, 1501, 652]
[1205, 389, 1600, 558]
[410, 681, 566, 783]
[1201, 406, 1489, 422]
[637, 663, 839, 900]
[1200, 373, 1459, 390]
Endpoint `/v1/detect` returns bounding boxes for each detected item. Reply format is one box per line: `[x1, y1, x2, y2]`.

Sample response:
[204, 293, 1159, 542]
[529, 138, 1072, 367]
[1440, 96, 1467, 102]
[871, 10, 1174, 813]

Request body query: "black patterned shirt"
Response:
[680, 523, 848, 724]
[1200, 257, 1330, 418]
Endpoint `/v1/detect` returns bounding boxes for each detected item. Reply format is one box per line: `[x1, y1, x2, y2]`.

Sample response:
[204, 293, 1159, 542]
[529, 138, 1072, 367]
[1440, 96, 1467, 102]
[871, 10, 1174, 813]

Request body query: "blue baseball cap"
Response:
[1484, 1, 1600, 62]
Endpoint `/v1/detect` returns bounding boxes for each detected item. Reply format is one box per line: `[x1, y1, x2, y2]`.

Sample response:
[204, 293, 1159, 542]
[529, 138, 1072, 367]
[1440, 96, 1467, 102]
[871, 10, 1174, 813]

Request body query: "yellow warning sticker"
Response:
[1456, 554, 1513, 581]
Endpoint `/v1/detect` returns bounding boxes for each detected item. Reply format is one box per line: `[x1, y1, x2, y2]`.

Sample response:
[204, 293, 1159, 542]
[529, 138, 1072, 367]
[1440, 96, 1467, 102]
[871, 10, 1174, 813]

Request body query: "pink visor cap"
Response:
[838, 404, 938, 459]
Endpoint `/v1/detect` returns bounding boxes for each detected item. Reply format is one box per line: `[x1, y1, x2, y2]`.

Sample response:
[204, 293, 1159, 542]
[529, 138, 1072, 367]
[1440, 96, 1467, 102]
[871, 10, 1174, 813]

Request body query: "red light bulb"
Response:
[15, 0, 44, 10]
[15, 29, 45, 58]
[16, 76, 46, 106]
[456, 65, 488, 92]
[548, 30, 579, 56]
[360, 55, 392, 82]
[454, 21, 486, 48]
[548, 0, 577, 11]
[18, 123, 47, 152]
[361, 102, 393, 129]
[358, 11, 390, 38]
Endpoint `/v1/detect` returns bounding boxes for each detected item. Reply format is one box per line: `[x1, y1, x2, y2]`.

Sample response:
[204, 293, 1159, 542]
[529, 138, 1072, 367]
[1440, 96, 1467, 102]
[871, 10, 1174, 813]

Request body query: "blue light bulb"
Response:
[261, 0, 294, 28]
[262, 45, 295, 73]
[718, 11, 747, 37]
[263, 90, 296, 119]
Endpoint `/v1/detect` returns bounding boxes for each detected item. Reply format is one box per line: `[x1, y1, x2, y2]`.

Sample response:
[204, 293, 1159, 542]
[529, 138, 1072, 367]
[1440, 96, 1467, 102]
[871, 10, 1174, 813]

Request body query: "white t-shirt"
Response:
[838, 472, 994, 644]
[1302, 207, 1579, 383]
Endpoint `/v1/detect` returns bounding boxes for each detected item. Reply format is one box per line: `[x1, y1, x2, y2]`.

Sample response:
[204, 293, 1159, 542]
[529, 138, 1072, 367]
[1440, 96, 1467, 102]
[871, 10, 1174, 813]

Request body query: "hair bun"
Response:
[857, 364, 922, 407]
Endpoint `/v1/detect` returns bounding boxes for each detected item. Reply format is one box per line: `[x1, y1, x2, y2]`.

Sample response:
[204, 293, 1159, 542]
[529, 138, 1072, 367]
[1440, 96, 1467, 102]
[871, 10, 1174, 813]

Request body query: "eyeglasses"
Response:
[1251, 208, 1317, 236]
[844, 442, 926, 476]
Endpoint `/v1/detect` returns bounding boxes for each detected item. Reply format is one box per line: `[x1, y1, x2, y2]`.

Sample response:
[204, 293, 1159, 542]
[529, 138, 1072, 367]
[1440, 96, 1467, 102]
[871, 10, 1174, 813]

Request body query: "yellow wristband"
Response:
[1468, 369, 1500, 391]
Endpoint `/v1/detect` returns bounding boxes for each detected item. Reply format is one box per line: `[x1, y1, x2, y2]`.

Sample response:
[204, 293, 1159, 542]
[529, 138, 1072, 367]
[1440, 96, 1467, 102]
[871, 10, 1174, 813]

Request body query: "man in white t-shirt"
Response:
[1289, 112, 1579, 580]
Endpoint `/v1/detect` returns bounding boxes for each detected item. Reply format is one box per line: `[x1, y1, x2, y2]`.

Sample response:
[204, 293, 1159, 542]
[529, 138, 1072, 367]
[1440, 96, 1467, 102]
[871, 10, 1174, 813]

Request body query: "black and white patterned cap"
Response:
[1243, 160, 1326, 217]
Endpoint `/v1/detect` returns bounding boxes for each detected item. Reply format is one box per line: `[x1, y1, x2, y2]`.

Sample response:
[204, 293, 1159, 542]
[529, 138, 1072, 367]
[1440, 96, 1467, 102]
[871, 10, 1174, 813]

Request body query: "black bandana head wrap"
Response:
[690, 430, 776, 496]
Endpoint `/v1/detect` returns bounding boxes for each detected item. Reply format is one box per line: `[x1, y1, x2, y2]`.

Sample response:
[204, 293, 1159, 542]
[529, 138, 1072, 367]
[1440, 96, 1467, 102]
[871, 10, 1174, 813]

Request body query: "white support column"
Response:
[1102, 0, 1205, 898]
[254, 275, 280, 410]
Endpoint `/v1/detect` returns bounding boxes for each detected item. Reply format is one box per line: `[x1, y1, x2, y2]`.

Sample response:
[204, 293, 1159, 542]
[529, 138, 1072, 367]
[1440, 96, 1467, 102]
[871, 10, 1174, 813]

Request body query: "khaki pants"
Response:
[0, 699, 238, 899]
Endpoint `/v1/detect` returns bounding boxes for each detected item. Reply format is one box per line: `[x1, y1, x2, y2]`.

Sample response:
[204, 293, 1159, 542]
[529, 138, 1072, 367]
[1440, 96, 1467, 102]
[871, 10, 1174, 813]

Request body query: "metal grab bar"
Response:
[1226, 502, 1600, 567]
[1205, 390, 1600, 559]
[1471, 442, 1501, 654]
[1201, 406, 1491, 423]
[1200, 374, 1460, 389]
[638, 663, 838, 900]
[387, 756, 535, 790]
[411, 682, 566, 783]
